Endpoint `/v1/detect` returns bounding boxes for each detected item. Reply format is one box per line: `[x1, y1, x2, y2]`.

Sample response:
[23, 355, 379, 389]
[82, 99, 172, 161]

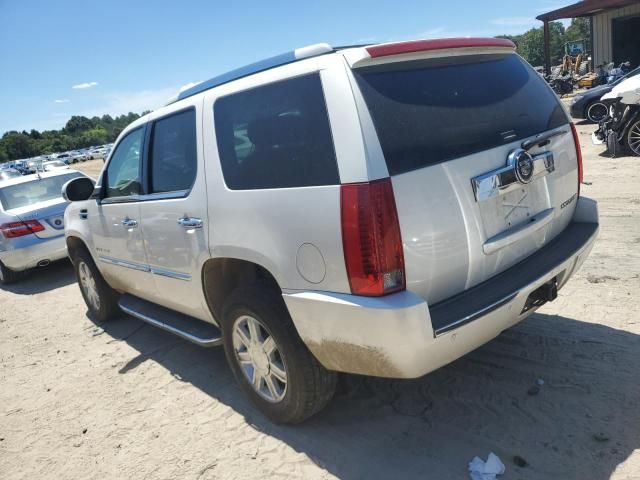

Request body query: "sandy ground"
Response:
[1, 124, 639, 480]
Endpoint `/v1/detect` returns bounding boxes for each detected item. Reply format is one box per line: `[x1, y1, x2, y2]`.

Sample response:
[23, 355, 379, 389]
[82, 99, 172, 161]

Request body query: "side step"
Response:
[118, 294, 223, 347]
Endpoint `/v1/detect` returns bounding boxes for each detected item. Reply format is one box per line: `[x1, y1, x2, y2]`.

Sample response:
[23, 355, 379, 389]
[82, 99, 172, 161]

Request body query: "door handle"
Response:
[177, 217, 203, 229]
[121, 217, 138, 228]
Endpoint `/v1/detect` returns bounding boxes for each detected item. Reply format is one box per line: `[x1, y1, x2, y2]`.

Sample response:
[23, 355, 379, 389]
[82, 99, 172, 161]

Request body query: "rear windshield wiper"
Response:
[521, 129, 567, 151]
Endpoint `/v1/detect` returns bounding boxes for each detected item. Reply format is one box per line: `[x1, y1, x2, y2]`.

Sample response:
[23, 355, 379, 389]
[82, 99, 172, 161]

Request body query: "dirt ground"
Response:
[1, 123, 639, 480]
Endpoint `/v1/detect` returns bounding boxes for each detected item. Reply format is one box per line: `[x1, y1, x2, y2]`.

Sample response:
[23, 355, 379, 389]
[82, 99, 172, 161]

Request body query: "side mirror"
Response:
[62, 176, 96, 202]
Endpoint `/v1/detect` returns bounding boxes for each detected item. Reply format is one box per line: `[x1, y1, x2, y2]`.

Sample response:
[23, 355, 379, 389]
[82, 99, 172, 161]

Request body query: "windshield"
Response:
[355, 53, 568, 175]
[0, 170, 22, 180]
[0, 172, 83, 210]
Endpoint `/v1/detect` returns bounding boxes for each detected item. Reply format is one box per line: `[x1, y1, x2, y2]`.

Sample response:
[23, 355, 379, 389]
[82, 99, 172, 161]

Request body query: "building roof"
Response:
[537, 0, 640, 21]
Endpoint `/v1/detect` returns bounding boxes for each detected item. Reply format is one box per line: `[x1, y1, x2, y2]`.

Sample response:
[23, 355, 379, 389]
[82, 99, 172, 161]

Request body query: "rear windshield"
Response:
[0, 172, 83, 210]
[355, 53, 568, 175]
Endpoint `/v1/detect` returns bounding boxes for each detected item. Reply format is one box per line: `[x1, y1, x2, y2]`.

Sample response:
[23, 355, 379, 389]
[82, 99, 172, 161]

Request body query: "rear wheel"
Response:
[586, 102, 608, 123]
[623, 119, 640, 156]
[73, 249, 119, 321]
[0, 261, 21, 285]
[220, 284, 337, 424]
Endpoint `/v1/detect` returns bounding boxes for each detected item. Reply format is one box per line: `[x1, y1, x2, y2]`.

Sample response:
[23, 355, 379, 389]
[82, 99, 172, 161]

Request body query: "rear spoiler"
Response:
[344, 37, 516, 68]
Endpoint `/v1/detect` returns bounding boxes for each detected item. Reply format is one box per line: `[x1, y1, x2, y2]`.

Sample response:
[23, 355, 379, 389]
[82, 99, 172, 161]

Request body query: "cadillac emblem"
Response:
[509, 149, 534, 184]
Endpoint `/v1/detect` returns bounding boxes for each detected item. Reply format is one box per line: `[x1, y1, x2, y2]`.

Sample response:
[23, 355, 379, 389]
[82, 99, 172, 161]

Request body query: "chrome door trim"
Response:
[99, 255, 150, 272]
[98, 255, 191, 280]
[472, 150, 555, 202]
[149, 266, 192, 281]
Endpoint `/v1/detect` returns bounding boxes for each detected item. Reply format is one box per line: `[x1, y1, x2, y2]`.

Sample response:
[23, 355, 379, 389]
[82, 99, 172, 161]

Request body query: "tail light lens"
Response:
[340, 178, 405, 296]
[0, 220, 45, 238]
[570, 123, 583, 193]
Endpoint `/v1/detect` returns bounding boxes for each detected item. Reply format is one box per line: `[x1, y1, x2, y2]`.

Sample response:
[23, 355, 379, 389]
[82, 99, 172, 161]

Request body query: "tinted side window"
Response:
[150, 109, 197, 193]
[355, 54, 568, 175]
[214, 73, 339, 190]
[105, 128, 144, 198]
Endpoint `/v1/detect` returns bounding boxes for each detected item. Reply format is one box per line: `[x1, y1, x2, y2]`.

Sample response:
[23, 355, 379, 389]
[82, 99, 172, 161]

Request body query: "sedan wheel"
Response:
[587, 102, 608, 123]
[232, 314, 287, 403]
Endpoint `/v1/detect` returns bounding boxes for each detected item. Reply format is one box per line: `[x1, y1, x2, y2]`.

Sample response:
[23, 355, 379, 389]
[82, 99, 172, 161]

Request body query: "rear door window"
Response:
[214, 73, 339, 190]
[149, 109, 197, 193]
[355, 53, 568, 175]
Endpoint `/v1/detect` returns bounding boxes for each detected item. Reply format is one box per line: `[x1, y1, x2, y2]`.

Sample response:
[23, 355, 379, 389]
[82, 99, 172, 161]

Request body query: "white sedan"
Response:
[0, 169, 90, 283]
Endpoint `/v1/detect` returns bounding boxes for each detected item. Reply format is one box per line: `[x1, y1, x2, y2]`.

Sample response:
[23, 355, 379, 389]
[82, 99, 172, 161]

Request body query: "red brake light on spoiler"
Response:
[0, 220, 45, 238]
[366, 37, 516, 58]
[341, 178, 405, 296]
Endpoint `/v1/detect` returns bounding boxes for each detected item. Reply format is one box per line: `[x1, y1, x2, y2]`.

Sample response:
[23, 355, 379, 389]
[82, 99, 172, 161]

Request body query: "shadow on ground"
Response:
[0, 259, 75, 295]
[92, 311, 640, 480]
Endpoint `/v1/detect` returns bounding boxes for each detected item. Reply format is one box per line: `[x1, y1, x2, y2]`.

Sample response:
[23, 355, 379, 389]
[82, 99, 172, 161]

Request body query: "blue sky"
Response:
[0, 0, 574, 134]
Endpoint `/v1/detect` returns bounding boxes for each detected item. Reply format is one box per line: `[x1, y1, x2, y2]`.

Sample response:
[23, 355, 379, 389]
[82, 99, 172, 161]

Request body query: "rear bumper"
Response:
[284, 197, 599, 378]
[0, 234, 67, 271]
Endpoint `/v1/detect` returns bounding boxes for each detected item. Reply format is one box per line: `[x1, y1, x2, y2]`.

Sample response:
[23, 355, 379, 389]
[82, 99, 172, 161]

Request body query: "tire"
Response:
[586, 102, 608, 124]
[0, 261, 21, 285]
[623, 119, 640, 156]
[220, 284, 337, 424]
[72, 248, 119, 322]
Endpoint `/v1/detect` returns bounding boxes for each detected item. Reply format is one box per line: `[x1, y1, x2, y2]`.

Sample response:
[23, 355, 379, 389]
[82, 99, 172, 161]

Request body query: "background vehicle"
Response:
[571, 65, 640, 123]
[593, 74, 640, 156]
[64, 38, 598, 423]
[42, 160, 70, 171]
[0, 169, 88, 284]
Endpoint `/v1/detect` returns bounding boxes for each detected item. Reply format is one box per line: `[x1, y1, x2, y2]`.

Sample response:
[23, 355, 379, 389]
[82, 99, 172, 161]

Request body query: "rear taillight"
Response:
[570, 123, 583, 194]
[0, 220, 45, 238]
[340, 178, 405, 296]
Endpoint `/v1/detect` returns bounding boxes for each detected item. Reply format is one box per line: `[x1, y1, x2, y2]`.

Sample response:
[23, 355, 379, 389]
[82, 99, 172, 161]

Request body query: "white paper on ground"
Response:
[468, 452, 506, 480]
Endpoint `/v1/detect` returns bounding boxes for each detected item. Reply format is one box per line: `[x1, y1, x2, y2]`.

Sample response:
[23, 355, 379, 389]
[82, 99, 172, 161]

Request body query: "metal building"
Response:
[537, 0, 640, 74]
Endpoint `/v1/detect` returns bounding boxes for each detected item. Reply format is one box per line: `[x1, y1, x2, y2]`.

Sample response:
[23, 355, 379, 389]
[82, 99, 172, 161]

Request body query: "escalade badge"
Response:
[509, 149, 534, 184]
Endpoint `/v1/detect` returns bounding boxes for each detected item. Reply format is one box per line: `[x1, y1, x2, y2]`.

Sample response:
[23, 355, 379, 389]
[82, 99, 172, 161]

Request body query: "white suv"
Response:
[63, 38, 599, 423]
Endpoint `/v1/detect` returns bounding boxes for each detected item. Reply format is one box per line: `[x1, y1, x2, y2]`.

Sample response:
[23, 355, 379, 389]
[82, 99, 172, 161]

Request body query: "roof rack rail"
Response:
[167, 43, 333, 105]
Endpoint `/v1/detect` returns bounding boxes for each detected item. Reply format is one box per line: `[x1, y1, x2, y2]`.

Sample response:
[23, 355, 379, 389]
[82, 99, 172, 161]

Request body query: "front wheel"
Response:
[623, 119, 640, 156]
[73, 249, 119, 322]
[221, 284, 336, 424]
[586, 102, 608, 123]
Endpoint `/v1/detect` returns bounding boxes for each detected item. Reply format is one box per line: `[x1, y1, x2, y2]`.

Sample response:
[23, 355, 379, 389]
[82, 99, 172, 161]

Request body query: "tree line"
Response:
[499, 17, 591, 68]
[0, 112, 148, 163]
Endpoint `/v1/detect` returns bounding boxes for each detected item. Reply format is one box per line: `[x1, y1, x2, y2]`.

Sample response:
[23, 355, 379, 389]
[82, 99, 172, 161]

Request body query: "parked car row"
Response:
[0, 143, 113, 176]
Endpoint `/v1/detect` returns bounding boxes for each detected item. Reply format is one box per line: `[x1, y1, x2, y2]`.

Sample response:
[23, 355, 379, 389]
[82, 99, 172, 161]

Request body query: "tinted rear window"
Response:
[355, 54, 568, 175]
[214, 73, 339, 190]
[0, 172, 83, 210]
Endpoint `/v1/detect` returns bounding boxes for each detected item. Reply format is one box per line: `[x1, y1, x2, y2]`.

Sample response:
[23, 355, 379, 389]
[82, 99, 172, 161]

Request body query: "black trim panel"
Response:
[429, 221, 598, 336]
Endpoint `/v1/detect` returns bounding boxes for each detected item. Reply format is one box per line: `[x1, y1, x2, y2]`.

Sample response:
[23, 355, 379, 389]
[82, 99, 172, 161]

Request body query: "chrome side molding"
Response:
[472, 150, 554, 202]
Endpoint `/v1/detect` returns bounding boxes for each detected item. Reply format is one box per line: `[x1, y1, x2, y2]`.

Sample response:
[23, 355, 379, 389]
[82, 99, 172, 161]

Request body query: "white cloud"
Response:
[72, 81, 98, 89]
[54, 99, 69, 103]
[491, 17, 536, 26]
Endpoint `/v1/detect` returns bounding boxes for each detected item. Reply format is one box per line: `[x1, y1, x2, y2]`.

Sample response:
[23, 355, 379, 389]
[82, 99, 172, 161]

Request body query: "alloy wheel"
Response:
[78, 261, 100, 311]
[232, 315, 288, 403]
[628, 121, 640, 156]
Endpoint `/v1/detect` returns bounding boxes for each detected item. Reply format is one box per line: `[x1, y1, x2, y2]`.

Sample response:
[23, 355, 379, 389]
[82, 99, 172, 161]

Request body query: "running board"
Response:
[118, 294, 222, 347]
